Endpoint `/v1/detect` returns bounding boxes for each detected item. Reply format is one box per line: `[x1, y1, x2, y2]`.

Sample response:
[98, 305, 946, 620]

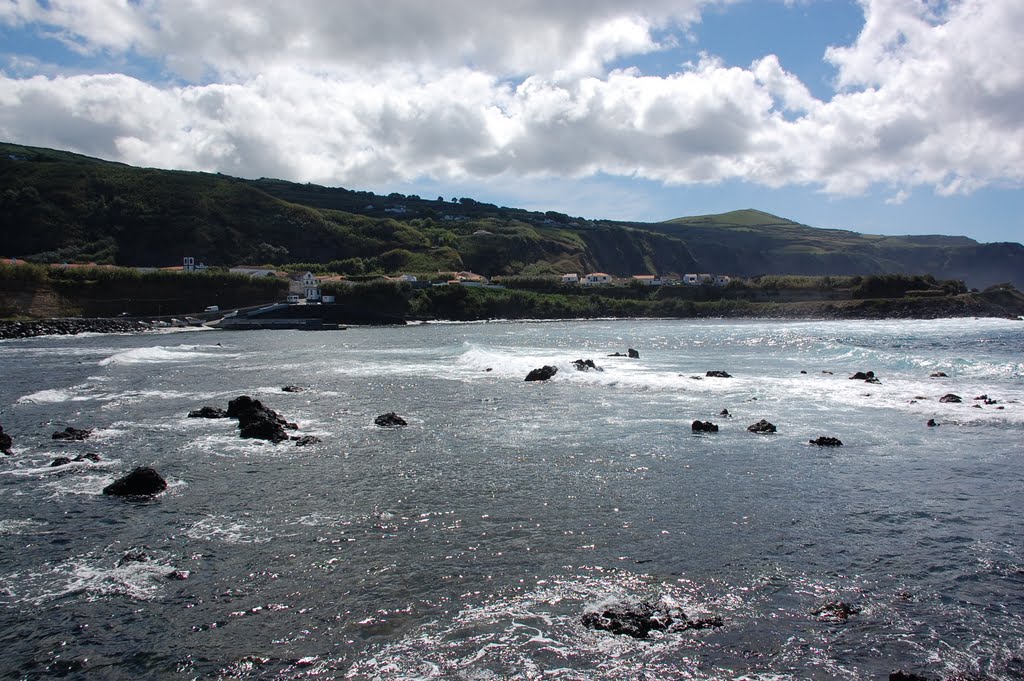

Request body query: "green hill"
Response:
[2, 142, 1022, 288]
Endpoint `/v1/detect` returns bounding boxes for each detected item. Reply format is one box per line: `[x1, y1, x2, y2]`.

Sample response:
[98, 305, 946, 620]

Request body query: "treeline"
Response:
[0, 263, 286, 317]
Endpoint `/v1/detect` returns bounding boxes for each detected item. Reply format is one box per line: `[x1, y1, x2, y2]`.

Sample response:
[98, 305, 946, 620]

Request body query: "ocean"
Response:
[0, 318, 1022, 680]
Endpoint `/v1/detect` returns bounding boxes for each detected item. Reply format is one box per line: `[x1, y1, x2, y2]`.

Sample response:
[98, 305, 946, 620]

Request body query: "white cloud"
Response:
[0, 0, 1021, 201]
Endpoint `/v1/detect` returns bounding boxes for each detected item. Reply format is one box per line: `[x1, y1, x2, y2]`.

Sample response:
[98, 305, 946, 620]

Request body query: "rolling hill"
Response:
[2, 142, 1021, 288]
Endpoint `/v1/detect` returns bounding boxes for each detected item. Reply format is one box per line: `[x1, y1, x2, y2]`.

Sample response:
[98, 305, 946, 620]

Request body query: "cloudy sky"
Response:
[1, 0, 1022, 243]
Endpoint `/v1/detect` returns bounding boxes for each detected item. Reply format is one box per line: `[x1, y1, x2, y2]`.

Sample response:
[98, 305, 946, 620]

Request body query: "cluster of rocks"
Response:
[692, 420, 719, 433]
[374, 412, 407, 427]
[525, 365, 558, 382]
[52, 426, 92, 441]
[705, 370, 732, 378]
[581, 600, 723, 639]
[850, 370, 881, 384]
[0, 318, 151, 339]
[51, 453, 101, 467]
[572, 359, 602, 372]
[608, 349, 640, 358]
[809, 436, 843, 447]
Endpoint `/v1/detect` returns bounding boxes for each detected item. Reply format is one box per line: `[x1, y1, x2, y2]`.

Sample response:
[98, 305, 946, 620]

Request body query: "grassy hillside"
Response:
[2, 142, 1022, 288]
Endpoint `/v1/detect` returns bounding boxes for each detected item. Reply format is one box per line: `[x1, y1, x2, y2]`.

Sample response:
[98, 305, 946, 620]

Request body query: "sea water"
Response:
[0, 318, 1021, 680]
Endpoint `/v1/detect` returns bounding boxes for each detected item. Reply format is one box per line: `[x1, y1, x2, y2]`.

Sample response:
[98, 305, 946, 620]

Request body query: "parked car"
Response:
[204, 305, 219, 312]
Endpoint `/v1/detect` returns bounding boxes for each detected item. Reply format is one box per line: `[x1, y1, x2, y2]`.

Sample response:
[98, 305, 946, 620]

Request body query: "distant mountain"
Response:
[2, 142, 1021, 288]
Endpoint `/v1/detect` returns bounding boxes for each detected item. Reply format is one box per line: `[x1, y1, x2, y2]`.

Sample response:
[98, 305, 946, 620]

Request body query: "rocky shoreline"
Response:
[0, 318, 154, 339]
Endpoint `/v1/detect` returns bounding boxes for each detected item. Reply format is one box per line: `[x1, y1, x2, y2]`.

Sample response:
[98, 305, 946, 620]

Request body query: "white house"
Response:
[714, 275, 732, 287]
[183, 256, 208, 273]
[302, 271, 321, 302]
[560, 273, 580, 284]
[632, 274, 662, 286]
[683, 273, 700, 285]
[583, 272, 613, 286]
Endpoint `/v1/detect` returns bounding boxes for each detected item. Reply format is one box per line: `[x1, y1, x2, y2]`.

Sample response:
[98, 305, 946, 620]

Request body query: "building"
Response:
[560, 273, 580, 284]
[683, 273, 714, 286]
[302, 272, 321, 302]
[583, 272, 613, 286]
[632, 274, 662, 286]
[714, 275, 732, 287]
[183, 256, 208, 273]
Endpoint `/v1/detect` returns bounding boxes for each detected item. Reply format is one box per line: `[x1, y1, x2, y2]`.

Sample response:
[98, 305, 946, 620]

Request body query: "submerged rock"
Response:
[939, 393, 963, 403]
[118, 549, 150, 565]
[747, 419, 777, 434]
[691, 420, 719, 433]
[812, 600, 859, 623]
[102, 467, 167, 497]
[705, 370, 732, 378]
[929, 372, 948, 378]
[581, 600, 723, 639]
[810, 436, 843, 447]
[525, 365, 558, 382]
[188, 406, 228, 419]
[292, 435, 321, 446]
[50, 456, 72, 467]
[282, 385, 305, 393]
[889, 671, 931, 681]
[927, 419, 939, 427]
[167, 569, 190, 580]
[719, 408, 731, 417]
[52, 426, 92, 441]
[374, 412, 408, 427]
[849, 371, 875, 381]
[572, 359, 602, 372]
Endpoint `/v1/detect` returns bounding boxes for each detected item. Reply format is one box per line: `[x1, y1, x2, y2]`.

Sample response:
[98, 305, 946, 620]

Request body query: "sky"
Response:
[1, 0, 1022, 244]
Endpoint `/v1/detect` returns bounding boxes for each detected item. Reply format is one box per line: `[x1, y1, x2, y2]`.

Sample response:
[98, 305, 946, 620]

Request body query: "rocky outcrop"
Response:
[927, 419, 939, 427]
[292, 435, 321, 446]
[374, 412, 407, 427]
[525, 365, 558, 382]
[929, 372, 948, 378]
[187, 406, 228, 418]
[226, 396, 295, 444]
[281, 385, 305, 393]
[572, 359, 602, 372]
[747, 419, 777, 434]
[692, 420, 719, 433]
[849, 371, 875, 380]
[628, 348, 640, 359]
[50, 453, 101, 466]
[581, 600, 723, 639]
[0, 424, 12, 455]
[102, 467, 167, 497]
[810, 436, 843, 447]
[939, 394, 963, 403]
[719, 408, 730, 417]
[52, 426, 92, 441]
[705, 370, 732, 378]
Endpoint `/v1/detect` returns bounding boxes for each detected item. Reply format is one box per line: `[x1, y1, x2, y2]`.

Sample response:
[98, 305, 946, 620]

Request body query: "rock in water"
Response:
[102, 467, 167, 497]
[939, 394, 963, 403]
[293, 435, 321, 446]
[0, 424, 12, 455]
[281, 385, 305, 393]
[572, 359, 602, 372]
[581, 601, 671, 639]
[810, 436, 843, 447]
[747, 419, 777, 434]
[719, 409, 731, 417]
[927, 419, 939, 427]
[692, 420, 719, 433]
[929, 372, 948, 378]
[627, 348, 640, 359]
[374, 412, 407, 427]
[50, 456, 72, 467]
[849, 371, 875, 381]
[525, 366, 558, 382]
[187, 406, 228, 418]
[812, 601, 859, 623]
[705, 370, 732, 378]
[227, 395, 291, 443]
[52, 426, 92, 441]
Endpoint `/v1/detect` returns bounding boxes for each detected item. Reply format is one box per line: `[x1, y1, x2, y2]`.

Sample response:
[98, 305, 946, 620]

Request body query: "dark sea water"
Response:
[0, 318, 1022, 680]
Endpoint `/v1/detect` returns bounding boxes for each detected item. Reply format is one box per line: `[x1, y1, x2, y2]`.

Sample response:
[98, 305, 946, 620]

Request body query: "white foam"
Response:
[3, 552, 180, 604]
[98, 344, 237, 367]
[184, 514, 273, 544]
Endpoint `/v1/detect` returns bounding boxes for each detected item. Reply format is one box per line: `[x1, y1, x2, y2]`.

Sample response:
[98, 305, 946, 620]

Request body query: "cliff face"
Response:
[2, 142, 1022, 289]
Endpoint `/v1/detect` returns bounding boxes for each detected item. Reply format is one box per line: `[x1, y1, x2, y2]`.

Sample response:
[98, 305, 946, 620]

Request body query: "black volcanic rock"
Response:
[0, 424, 12, 455]
[572, 359, 602, 372]
[374, 412, 407, 427]
[525, 365, 558, 382]
[747, 419, 777, 434]
[927, 419, 939, 427]
[188, 406, 228, 418]
[929, 372, 948, 378]
[705, 370, 732, 378]
[282, 385, 305, 393]
[50, 456, 72, 467]
[810, 436, 843, 447]
[52, 426, 92, 441]
[691, 420, 719, 433]
[581, 600, 723, 639]
[849, 371, 875, 381]
[939, 393, 963, 403]
[719, 408, 730, 417]
[102, 467, 167, 497]
[293, 435, 321, 446]
[628, 348, 640, 359]
[812, 601, 859, 623]
[227, 395, 291, 443]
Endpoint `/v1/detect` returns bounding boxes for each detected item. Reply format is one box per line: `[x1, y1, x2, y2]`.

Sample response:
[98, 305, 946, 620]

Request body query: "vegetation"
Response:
[2, 142, 1022, 293]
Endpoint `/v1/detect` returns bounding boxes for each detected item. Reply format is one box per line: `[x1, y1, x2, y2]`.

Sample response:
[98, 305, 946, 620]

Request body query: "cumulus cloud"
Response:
[0, 0, 1021, 200]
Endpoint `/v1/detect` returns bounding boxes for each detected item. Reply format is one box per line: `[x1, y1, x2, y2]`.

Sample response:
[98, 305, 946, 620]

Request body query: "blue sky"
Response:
[1, 0, 1021, 243]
